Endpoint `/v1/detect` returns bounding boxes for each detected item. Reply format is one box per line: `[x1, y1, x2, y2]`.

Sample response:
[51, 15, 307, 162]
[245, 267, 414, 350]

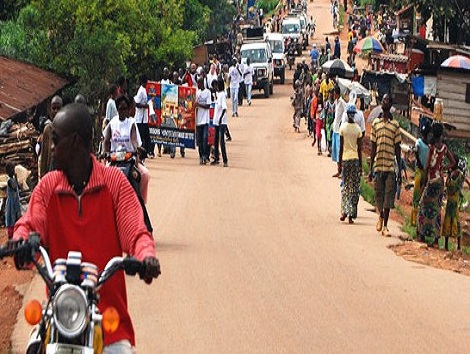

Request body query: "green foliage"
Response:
[196, 0, 236, 41]
[183, 0, 210, 42]
[395, 206, 417, 240]
[257, 0, 280, 13]
[338, 4, 345, 29]
[360, 177, 375, 206]
[0, 0, 236, 109]
[393, 113, 410, 131]
[0, 0, 30, 21]
[0, 6, 47, 63]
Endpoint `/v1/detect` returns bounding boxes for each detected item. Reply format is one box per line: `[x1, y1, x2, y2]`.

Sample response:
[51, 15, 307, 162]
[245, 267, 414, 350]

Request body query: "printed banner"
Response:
[146, 81, 196, 149]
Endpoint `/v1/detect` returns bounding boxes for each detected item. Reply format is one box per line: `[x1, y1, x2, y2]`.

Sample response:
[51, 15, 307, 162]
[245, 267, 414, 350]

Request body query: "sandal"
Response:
[340, 214, 346, 221]
[348, 217, 354, 224]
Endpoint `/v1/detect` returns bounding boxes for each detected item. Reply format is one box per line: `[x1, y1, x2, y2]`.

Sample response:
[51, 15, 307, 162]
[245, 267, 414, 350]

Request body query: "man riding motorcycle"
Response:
[286, 40, 296, 70]
[12, 103, 160, 353]
[103, 94, 150, 205]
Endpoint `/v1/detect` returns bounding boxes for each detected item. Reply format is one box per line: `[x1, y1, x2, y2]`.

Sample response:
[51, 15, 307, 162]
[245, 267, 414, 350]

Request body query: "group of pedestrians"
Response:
[291, 68, 469, 245]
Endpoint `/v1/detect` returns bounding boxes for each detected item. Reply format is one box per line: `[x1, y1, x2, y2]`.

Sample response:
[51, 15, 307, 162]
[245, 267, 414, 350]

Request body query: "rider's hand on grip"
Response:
[10, 238, 28, 270]
[141, 256, 161, 284]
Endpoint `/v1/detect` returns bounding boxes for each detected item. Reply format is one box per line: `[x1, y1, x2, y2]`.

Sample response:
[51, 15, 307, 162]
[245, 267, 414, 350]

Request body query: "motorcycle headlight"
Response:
[53, 285, 89, 338]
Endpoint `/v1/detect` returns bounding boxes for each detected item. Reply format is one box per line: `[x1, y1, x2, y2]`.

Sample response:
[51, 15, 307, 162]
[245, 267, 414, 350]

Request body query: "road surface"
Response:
[12, 0, 470, 353]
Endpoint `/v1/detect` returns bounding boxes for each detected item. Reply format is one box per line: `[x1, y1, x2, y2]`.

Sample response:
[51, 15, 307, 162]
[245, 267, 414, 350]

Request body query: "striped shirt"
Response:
[371, 117, 401, 172]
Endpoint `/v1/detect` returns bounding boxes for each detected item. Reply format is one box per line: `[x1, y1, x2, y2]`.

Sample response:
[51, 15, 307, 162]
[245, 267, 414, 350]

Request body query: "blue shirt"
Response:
[415, 138, 429, 168]
[310, 49, 319, 61]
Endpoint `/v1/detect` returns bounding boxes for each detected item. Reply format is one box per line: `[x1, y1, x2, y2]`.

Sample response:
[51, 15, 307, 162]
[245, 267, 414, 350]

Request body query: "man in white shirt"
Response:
[206, 64, 218, 91]
[228, 58, 242, 117]
[195, 77, 211, 164]
[160, 67, 171, 85]
[332, 85, 347, 177]
[134, 74, 150, 158]
[243, 58, 254, 106]
[211, 78, 229, 167]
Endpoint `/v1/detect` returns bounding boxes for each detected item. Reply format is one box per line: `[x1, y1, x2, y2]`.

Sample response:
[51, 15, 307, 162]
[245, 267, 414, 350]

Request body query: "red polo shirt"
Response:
[15, 155, 155, 346]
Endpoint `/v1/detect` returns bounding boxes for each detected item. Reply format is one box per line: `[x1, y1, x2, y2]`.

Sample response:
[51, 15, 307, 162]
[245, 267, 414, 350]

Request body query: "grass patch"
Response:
[360, 177, 375, 205]
[338, 5, 345, 30]
[395, 205, 416, 240]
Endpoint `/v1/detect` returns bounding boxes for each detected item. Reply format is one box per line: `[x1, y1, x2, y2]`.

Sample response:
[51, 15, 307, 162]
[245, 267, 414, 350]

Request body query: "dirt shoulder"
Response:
[0, 230, 34, 353]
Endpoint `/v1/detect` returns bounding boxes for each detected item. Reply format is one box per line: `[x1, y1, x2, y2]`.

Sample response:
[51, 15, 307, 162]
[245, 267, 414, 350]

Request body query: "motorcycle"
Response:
[0, 233, 155, 354]
[105, 149, 153, 233]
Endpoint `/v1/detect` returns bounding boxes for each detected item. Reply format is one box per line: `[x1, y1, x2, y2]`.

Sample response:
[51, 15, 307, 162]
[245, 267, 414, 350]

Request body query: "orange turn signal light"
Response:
[24, 300, 42, 325]
[102, 307, 120, 334]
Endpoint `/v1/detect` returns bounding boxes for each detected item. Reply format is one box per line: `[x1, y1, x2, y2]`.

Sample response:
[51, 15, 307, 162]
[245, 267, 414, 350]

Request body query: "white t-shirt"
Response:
[206, 73, 218, 89]
[333, 97, 346, 133]
[134, 85, 148, 124]
[244, 65, 254, 86]
[160, 79, 171, 85]
[341, 109, 365, 133]
[105, 98, 117, 122]
[196, 88, 211, 126]
[103, 116, 140, 153]
[229, 65, 241, 89]
[214, 91, 228, 126]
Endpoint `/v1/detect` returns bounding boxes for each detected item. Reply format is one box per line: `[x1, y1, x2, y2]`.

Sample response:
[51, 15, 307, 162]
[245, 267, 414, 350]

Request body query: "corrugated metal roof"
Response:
[0, 56, 68, 120]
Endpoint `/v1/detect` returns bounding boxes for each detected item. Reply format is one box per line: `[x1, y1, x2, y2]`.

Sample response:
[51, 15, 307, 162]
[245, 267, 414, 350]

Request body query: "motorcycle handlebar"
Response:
[98, 256, 155, 287]
[0, 233, 41, 261]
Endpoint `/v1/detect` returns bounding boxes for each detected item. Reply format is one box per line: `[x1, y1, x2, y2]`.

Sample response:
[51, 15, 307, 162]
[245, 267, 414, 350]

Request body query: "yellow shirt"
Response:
[320, 80, 334, 100]
[340, 122, 362, 160]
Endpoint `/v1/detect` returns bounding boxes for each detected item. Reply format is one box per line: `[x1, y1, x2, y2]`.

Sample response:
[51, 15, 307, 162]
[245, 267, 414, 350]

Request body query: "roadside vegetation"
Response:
[0, 0, 235, 106]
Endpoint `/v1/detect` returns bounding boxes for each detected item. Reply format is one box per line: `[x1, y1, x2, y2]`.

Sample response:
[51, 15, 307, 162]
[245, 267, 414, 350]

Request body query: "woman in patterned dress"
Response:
[417, 123, 455, 246]
[339, 104, 363, 224]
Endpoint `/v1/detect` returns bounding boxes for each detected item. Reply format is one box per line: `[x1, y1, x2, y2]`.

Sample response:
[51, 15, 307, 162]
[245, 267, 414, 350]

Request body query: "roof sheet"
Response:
[0, 56, 68, 120]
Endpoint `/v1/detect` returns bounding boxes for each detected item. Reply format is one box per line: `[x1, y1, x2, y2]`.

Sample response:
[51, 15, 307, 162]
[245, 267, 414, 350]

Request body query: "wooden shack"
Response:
[436, 67, 470, 138]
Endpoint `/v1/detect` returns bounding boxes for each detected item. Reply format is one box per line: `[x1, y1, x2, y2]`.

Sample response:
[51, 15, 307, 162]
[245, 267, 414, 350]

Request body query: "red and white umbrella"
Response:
[440, 55, 470, 70]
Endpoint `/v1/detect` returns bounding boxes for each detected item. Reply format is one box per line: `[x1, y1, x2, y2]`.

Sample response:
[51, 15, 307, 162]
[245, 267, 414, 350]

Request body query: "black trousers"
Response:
[238, 82, 245, 105]
[137, 123, 151, 157]
[214, 125, 228, 164]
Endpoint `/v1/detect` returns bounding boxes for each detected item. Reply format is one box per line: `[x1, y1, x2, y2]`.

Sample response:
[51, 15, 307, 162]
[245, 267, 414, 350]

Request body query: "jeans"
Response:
[245, 83, 252, 104]
[214, 124, 228, 163]
[196, 124, 209, 160]
[230, 86, 239, 115]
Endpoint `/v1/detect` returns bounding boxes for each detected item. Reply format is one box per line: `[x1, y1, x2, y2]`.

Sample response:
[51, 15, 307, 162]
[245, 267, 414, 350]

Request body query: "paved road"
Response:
[12, 1, 470, 353]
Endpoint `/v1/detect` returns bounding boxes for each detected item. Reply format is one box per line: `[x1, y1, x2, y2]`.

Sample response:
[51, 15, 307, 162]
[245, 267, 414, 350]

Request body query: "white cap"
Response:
[313, 43, 317, 47]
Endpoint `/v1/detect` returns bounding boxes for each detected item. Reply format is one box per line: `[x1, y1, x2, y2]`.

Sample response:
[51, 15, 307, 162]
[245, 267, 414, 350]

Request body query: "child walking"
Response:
[442, 155, 465, 251]
[5, 162, 21, 239]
